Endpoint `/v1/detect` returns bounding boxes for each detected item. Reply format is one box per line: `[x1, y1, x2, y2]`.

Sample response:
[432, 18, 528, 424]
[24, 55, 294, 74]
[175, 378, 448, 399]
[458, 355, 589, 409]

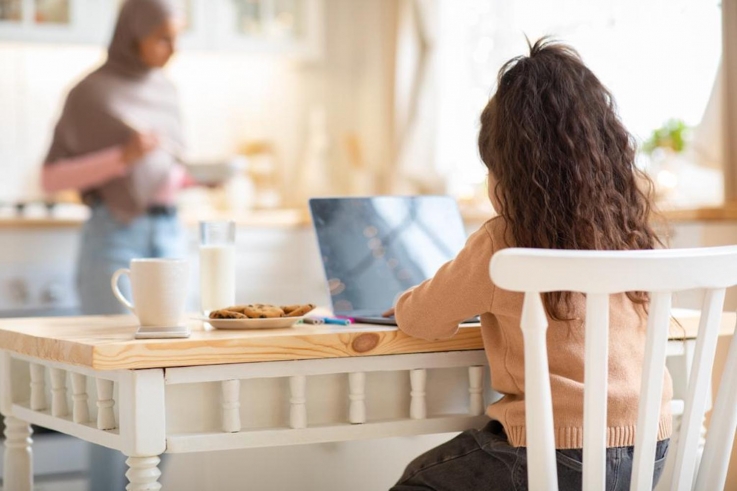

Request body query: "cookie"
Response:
[281, 304, 303, 315]
[209, 309, 248, 319]
[242, 305, 285, 319]
[284, 303, 315, 317]
[221, 305, 253, 314]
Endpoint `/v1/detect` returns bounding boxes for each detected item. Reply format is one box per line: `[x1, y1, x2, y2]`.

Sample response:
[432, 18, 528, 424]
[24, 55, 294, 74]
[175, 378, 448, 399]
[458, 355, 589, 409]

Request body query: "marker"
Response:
[302, 318, 325, 325]
[317, 316, 352, 326]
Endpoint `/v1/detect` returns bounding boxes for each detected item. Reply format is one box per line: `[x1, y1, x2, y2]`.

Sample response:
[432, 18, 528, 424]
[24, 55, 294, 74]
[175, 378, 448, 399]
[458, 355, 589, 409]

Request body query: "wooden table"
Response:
[0, 310, 733, 490]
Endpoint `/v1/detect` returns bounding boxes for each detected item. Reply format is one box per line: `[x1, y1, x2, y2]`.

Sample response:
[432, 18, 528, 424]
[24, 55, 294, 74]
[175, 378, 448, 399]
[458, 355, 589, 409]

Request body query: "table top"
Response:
[0, 309, 733, 371]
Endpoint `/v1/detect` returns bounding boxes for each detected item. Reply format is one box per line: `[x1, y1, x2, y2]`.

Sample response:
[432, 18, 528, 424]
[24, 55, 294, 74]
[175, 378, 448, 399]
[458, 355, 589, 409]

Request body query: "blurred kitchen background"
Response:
[0, 0, 724, 211]
[0, 0, 726, 312]
[0, 0, 733, 489]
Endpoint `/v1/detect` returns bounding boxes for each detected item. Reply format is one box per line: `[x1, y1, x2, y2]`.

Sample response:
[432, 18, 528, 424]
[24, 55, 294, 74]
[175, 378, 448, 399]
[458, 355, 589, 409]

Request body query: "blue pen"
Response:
[321, 317, 352, 326]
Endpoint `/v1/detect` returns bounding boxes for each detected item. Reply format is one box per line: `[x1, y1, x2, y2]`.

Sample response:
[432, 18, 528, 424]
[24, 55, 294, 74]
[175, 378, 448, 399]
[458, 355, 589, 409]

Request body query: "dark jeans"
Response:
[391, 421, 669, 491]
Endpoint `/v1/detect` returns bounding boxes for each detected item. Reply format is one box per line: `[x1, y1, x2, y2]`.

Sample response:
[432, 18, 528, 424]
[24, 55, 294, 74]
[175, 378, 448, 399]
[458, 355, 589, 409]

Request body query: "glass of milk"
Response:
[199, 220, 236, 314]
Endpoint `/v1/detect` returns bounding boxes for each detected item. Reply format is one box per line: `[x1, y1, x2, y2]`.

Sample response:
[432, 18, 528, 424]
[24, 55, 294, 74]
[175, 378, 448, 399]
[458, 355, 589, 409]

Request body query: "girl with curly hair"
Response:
[388, 39, 671, 491]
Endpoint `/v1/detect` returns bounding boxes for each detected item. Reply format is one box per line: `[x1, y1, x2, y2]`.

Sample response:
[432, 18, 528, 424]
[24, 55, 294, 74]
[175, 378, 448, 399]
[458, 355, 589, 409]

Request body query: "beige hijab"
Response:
[44, 0, 184, 222]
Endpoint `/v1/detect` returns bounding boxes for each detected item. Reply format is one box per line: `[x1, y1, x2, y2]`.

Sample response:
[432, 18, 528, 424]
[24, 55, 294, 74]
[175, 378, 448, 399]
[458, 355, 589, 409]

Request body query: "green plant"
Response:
[641, 119, 690, 155]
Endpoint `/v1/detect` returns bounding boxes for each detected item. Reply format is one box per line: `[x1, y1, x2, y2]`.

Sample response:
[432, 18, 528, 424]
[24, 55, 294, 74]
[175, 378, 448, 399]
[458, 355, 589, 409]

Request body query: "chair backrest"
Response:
[489, 246, 737, 491]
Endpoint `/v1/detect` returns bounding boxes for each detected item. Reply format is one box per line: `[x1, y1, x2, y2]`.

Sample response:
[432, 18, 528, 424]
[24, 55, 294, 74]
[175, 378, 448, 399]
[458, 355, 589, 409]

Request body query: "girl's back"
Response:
[391, 39, 672, 491]
[395, 216, 672, 450]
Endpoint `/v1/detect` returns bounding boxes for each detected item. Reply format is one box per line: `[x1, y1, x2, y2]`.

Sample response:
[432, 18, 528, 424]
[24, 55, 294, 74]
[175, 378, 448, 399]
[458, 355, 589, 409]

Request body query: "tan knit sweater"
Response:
[395, 217, 672, 449]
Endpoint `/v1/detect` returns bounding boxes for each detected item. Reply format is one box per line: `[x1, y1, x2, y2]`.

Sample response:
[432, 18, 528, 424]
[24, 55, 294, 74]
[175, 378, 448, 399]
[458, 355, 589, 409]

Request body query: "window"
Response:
[437, 0, 722, 207]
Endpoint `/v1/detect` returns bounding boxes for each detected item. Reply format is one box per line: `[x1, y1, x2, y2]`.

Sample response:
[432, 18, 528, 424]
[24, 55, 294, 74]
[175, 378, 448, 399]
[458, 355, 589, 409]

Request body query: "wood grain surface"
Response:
[0, 310, 732, 371]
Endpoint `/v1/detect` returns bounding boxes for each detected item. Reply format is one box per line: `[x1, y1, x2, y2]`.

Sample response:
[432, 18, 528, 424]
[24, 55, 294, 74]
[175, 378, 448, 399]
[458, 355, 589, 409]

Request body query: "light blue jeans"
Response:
[77, 204, 187, 315]
[77, 204, 186, 491]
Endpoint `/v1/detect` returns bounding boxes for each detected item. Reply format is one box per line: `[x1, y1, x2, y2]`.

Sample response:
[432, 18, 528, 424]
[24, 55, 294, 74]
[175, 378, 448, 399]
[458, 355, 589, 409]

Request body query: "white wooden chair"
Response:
[489, 246, 737, 491]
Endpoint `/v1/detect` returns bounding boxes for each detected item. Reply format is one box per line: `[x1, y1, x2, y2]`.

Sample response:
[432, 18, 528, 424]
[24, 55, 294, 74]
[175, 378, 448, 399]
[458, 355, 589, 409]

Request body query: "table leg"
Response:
[126, 455, 162, 491]
[4, 415, 33, 491]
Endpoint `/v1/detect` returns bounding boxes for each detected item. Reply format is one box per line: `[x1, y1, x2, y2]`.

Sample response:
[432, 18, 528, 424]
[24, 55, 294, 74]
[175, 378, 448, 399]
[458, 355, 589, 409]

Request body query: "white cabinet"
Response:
[178, 0, 324, 58]
[210, 0, 324, 58]
[0, 228, 80, 315]
[0, 0, 110, 44]
[175, 0, 209, 50]
[0, 0, 324, 59]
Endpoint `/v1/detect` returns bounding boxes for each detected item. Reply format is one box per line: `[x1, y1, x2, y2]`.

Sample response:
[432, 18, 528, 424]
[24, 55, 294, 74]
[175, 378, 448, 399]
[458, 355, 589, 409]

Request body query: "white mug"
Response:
[111, 258, 189, 327]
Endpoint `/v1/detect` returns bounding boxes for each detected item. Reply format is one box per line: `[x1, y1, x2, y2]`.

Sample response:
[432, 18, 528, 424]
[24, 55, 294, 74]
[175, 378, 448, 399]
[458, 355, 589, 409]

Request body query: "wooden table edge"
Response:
[0, 311, 733, 371]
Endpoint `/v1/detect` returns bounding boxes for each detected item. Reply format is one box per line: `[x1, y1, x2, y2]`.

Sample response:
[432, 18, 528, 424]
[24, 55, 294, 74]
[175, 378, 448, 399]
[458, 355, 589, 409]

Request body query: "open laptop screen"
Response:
[309, 197, 467, 317]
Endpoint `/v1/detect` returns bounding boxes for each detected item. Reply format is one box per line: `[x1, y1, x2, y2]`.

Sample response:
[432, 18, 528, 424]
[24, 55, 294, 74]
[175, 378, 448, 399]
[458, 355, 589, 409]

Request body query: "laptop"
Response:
[309, 196, 468, 325]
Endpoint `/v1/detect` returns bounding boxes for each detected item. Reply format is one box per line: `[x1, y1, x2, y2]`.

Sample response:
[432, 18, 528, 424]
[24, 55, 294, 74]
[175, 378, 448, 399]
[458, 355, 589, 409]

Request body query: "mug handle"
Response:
[111, 268, 135, 312]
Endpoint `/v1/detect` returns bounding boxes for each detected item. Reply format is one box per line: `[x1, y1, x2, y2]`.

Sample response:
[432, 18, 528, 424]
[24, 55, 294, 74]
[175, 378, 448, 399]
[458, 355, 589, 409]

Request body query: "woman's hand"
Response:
[382, 308, 395, 318]
[122, 132, 158, 165]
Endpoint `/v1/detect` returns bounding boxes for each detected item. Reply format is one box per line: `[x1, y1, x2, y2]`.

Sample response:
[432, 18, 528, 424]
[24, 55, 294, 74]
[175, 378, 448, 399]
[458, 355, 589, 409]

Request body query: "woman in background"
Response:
[42, 0, 189, 316]
[41, 1, 186, 489]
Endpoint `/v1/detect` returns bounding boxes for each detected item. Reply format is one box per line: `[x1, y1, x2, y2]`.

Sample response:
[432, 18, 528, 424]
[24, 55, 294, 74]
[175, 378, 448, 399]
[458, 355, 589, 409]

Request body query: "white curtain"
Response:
[722, 0, 737, 201]
[695, 1, 737, 201]
[690, 62, 722, 171]
[392, 0, 442, 194]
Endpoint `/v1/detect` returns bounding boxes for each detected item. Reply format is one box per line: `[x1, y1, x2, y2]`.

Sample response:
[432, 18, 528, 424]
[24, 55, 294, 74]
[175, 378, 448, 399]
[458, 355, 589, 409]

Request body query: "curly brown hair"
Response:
[478, 38, 659, 320]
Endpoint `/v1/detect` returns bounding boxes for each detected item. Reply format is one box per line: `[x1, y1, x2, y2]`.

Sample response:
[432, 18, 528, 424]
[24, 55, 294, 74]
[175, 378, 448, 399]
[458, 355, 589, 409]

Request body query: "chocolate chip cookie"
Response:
[242, 304, 285, 318]
[209, 309, 248, 319]
[283, 303, 316, 317]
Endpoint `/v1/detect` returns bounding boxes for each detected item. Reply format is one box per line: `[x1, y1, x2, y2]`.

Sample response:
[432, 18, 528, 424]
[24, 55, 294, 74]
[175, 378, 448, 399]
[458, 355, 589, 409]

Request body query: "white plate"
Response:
[196, 316, 305, 330]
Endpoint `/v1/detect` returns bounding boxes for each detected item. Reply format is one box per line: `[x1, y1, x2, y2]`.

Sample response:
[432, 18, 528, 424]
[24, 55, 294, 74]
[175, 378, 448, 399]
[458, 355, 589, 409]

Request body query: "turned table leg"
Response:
[4, 415, 33, 491]
[126, 455, 162, 491]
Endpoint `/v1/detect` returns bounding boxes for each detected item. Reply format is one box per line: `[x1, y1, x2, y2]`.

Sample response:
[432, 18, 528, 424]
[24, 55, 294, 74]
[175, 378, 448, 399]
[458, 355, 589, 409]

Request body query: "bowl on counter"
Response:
[185, 157, 247, 186]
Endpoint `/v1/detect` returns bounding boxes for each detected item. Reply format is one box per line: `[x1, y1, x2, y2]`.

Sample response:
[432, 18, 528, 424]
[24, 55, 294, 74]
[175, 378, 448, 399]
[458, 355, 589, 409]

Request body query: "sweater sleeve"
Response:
[41, 146, 128, 194]
[394, 223, 496, 340]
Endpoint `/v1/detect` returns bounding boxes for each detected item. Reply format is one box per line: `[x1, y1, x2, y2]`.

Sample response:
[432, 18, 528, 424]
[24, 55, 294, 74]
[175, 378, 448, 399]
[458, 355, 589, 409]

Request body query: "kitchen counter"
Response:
[0, 208, 312, 229]
[3, 203, 737, 229]
[0, 217, 87, 228]
[180, 207, 311, 228]
[659, 203, 737, 222]
[458, 203, 737, 224]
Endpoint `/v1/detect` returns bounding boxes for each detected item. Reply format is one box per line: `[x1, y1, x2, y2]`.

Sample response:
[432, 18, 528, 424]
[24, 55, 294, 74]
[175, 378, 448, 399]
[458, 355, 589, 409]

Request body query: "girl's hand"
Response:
[382, 308, 395, 318]
[122, 132, 158, 165]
